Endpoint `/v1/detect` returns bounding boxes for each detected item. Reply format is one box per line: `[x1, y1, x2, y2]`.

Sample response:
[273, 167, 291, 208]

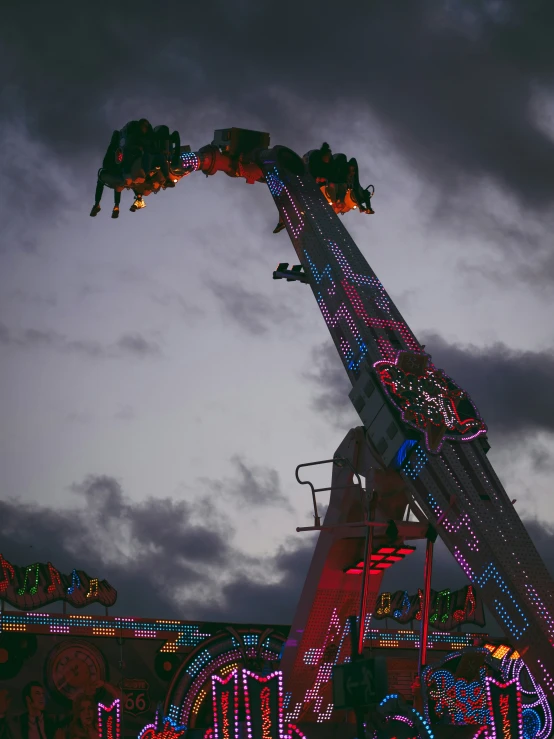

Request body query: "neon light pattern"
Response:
[139, 716, 187, 739]
[0, 554, 14, 593]
[179, 151, 200, 175]
[453, 551, 529, 639]
[376, 592, 392, 617]
[46, 562, 62, 593]
[374, 351, 487, 453]
[316, 296, 368, 370]
[328, 241, 392, 314]
[503, 656, 551, 739]
[393, 591, 411, 619]
[524, 585, 554, 645]
[425, 668, 488, 725]
[17, 563, 40, 595]
[430, 590, 451, 625]
[454, 587, 477, 623]
[212, 670, 239, 739]
[242, 670, 283, 739]
[266, 168, 304, 238]
[379, 695, 436, 738]
[485, 677, 524, 739]
[427, 494, 480, 552]
[402, 444, 428, 480]
[66, 569, 81, 595]
[98, 700, 121, 739]
[87, 578, 99, 598]
[342, 280, 419, 349]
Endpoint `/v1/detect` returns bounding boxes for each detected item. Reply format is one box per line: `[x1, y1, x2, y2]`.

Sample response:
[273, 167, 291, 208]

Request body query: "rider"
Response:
[272, 142, 374, 232]
[90, 130, 124, 218]
[120, 118, 153, 185]
[148, 125, 180, 188]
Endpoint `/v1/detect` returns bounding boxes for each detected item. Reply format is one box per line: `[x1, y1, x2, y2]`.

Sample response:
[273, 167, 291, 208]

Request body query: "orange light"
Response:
[492, 645, 510, 660]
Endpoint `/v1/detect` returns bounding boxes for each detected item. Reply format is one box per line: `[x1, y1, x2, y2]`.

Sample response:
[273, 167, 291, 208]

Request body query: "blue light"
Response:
[522, 708, 541, 739]
[401, 444, 428, 479]
[393, 439, 417, 468]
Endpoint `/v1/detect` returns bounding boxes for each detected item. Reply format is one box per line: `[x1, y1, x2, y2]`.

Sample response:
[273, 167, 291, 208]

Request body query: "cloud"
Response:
[303, 343, 359, 426]
[115, 332, 160, 357]
[0, 322, 160, 359]
[202, 455, 293, 511]
[421, 332, 554, 438]
[0, 474, 310, 621]
[2, 0, 554, 219]
[207, 281, 295, 336]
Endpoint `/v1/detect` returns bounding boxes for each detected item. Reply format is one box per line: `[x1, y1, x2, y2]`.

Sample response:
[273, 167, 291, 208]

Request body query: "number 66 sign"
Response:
[121, 679, 150, 716]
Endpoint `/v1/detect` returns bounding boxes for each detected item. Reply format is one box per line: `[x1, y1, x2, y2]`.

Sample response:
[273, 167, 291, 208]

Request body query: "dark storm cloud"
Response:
[207, 281, 295, 336]
[0, 321, 160, 359]
[0, 474, 230, 617]
[422, 332, 554, 437]
[2, 0, 554, 215]
[0, 474, 310, 621]
[201, 537, 316, 623]
[305, 335, 554, 438]
[203, 455, 293, 511]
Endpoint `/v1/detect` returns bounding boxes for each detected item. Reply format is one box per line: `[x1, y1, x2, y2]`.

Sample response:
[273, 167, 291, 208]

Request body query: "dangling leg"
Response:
[90, 177, 104, 216]
[111, 189, 121, 219]
[347, 158, 374, 214]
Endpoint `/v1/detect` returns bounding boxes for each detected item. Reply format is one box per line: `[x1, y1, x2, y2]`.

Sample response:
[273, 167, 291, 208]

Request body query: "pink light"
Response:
[97, 699, 121, 739]
[212, 670, 239, 739]
[242, 669, 284, 739]
[285, 724, 307, 739]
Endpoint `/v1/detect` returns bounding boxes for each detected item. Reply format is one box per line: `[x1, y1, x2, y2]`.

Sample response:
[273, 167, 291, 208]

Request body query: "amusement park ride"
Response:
[95, 126, 554, 738]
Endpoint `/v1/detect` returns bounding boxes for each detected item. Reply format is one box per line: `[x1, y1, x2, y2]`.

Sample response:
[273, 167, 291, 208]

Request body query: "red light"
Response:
[376, 562, 392, 568]
[371, 554, 385, 561]
[387, 556, 403, 562]
[346, 568, 362, 575]
[369, 569, 382, 575]
[397, 548, 416, 555]
[378, 547, 396, 554]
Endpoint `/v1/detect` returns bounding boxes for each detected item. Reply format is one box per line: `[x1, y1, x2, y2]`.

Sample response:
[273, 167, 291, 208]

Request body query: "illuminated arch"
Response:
[164, 626, 286, 729]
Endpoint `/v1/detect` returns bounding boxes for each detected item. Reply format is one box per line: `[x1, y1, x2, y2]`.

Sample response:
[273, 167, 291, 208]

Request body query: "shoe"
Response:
[130, 204, 137, 212]
[111, 207, 120, 219]
[90, 204, 101, 217]
[273, 221, 286, 234]
[164, 179, 176, 188]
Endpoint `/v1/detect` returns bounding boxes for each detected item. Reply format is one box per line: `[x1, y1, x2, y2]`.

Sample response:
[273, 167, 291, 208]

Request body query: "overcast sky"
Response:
[1, 0, 553, 628]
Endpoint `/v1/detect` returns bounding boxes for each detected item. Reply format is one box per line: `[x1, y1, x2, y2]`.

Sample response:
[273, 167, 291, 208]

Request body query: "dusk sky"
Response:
[1, 0, 554, 628]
